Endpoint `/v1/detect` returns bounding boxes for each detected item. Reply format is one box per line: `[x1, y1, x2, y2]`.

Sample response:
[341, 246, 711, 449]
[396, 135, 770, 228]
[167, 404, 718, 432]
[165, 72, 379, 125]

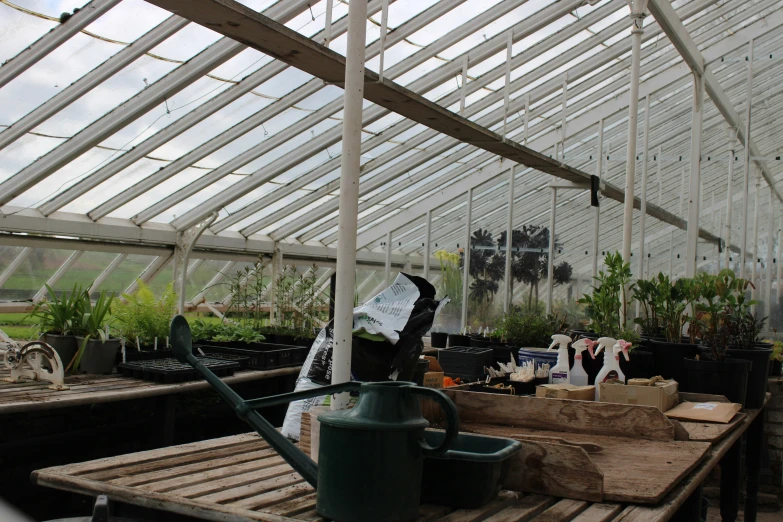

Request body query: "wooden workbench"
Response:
[0, 367, 301, 415]
[31, 398, 766, 522]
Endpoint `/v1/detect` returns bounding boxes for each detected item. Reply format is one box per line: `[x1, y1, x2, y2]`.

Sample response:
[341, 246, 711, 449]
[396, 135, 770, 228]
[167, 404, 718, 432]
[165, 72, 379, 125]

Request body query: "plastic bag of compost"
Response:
[281, 273, 441, 440]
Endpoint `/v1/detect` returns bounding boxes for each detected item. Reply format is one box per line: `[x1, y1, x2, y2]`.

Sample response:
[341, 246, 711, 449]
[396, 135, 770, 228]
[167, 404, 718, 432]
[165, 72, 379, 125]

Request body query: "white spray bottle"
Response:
[570, 338, 596, 387]
[594, 338, 631, 400]
[547, 334, 572, 384]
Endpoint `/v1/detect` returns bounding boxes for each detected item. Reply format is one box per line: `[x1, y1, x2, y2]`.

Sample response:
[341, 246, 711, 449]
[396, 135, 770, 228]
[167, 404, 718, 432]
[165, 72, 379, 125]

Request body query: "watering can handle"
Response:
[411, 387, 459, 457]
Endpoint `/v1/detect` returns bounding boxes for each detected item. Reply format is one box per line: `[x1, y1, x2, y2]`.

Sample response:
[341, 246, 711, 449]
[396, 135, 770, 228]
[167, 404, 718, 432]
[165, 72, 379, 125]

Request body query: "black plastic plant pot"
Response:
[771, 360, 782, 377]
[641, 339, 698, 387]
[683, 357, 751, 406]
[274, 334, 295, 345]
[491, 345, 516, 366]
[42, 333, 78, 369]
[727, 346, 772, 409]
[420, 431, 522, 509]
[430, 332, 448, 348]
[470, 337, 493, 348]
[619, 349, 654, 380]
[125, 349, 173, 362]
[506, 379, 535, 395]
[76, 338, 121, 375]
[448, 334, 471, 348]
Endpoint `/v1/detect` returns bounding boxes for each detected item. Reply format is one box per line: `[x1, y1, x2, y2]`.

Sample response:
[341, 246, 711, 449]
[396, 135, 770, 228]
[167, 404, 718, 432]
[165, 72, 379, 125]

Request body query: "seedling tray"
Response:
[195, 351, 250, 370]
[197, 344, 308, 370]
[118, 357, 239, 383]
[125, 349, 174, 362]
[439, 346, 494, 381]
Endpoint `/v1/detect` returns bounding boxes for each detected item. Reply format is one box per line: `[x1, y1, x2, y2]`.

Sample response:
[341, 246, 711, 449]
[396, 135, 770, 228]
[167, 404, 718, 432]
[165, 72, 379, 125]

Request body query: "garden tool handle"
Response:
[411, 387, 460, 457]
[244, 381, 362, 409]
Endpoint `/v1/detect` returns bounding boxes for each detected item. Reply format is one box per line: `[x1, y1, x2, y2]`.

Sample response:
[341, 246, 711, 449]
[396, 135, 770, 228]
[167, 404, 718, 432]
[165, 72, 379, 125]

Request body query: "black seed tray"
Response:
[438, 346, 494, 381]
[118, 357, 239, 383]
[198, 345, 267, 370]
[195, 351, 250, 370]
[197, 344, 307, 370]
[124, 349, 174, 362]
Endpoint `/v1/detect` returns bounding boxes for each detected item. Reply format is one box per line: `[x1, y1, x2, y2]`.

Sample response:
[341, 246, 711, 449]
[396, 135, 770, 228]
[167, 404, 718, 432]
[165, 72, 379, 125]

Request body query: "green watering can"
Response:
[170, 316, 460, 522]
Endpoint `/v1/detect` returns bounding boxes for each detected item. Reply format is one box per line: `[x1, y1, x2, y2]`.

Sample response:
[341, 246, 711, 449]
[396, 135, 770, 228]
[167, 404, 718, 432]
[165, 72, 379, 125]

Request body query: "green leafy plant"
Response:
[578, 252, 634, 337]
[633, 277, 664, 337]
[770, 340, 783, 362]
[658, 274, 689, 343]
[70, 290, 115, 371]
[113, 280, 177, 346]
[29, 283, 84, 336]
[496, 306, 567, 347]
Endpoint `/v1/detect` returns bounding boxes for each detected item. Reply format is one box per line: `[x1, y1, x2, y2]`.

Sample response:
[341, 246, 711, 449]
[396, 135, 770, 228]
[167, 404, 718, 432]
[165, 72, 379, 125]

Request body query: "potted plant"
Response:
[641, 274, 697, 386]
[29, 283, 84, 369]
[683, 270, 753, 405]
[770, 340, 783, 377]
[113, 281, 177, 350]
[71, 290, 120, 375]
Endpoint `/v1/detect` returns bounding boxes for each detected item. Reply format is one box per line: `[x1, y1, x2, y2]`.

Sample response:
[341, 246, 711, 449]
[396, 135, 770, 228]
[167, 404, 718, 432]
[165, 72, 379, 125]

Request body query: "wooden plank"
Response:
[197, 472, 303, 504]
[419, 504, 454, 522]
[569, 504, 623, 522]
[35, 472, 297, 522]
[142, 456, 287, 493]
[529, 499, 589, 521]
[263, 492, 317, 516]
[0, 367, 300, 414]
[177, 466, 298, 500]
[678, 413, 746, 442]
[435, 492, 517, 522]
[111, 447, 278, 486]
[463, 423, 710, 504]
[444, 390, 675, 441]
[33, 433, 262, 478]
[299, 410, 311, 456]
[482, 494, 557, 522]
[234, 482, 314, 511]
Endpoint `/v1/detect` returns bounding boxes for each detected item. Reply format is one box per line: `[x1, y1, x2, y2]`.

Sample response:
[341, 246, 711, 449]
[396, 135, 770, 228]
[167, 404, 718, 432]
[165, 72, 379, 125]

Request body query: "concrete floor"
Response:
[706, 508, 783, 521]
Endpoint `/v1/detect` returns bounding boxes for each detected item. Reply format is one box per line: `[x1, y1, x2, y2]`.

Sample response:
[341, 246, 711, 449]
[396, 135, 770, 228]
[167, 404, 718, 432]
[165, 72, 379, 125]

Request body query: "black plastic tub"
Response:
[430, 332, 448, 348]
[771, 360, 782, 377]
[447, 334, 471, 348]
[619, 349, 654, 380]
[470, 337, 493, 348]
[421, 431, 522, 509]
[641, 339, 698, 387]
[683, 357, 751, 406]
[727, 346, 772, 409]
[439, 347, 494, 381]
[199, 344, 267, 369]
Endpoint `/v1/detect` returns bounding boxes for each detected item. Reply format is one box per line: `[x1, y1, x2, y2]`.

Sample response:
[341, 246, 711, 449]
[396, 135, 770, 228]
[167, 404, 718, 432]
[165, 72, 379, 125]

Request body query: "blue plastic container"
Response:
[517, 347, 559, 375]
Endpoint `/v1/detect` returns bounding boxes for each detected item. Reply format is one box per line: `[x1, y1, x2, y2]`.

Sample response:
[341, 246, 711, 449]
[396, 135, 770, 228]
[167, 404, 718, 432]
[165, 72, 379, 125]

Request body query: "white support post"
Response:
[269, 246, 283, 325]
[323, 0, 334, 47]
[332, 0, 368, 410]
[636, 95, 650, 319]
[385, 231, 393, 286]
[523, 93, 530, 145]
[404, 256, 412, 274]
[90, 253, 128, 294]
[461, 188, 473, 332]
[740, 39, 755, 279]
[460, 56, 469, 116]
[502, 32, 512, 138]
[593, 120, 604, 281]
[725, 127, 737, 269]
[766, 187, 775, 312]
[33, 251, 84, 303]
[622, 0, 648, 265]
[377, 0, 389, 82]
[656, 146, 663, 205]
[686, 72, 704, 277]
[172, 212, 218, 314]
[423, 210, 432, 280]
[671, 169, 687, 279]
[547, 186, 557, 314]
[504, 168, 515, 312]
[752, 169, 761, 313]
[0, 248, 32, 290]
[560, 74, 568, 162]
[778, 216, 782, 303]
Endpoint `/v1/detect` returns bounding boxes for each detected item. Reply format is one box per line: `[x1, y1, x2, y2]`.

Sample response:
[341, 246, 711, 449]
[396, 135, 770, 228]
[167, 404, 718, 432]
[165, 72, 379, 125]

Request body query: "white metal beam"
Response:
[33, 250, 84, 302]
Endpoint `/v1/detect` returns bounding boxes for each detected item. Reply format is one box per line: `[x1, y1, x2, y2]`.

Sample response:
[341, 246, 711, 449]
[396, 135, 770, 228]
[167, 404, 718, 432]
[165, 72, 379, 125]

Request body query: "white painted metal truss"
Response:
[0, 0, 782, 310]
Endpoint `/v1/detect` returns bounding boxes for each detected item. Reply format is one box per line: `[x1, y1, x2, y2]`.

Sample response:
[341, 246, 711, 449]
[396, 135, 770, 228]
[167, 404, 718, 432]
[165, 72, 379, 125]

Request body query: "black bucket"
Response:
[619, 349, 654, 380]
[683, 357, 751, 406]
[727, 346, 772, 409]
[642, 339, 698, 387]
[430, 332, 448, 348]
[448, 334, 471, 348]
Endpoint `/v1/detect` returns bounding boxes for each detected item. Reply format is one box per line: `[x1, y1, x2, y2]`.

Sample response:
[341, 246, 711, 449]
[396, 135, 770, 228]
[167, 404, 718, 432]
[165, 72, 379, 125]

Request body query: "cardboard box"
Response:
[422, 371, 444, 389]
[599, 380, 679, 412]
[536, 383, 595, 401]
[664, 401, 742, 423]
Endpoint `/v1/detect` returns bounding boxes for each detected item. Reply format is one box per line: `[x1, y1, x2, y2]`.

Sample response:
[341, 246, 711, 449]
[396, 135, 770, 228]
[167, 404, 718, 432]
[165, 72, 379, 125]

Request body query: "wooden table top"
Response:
[0, 366, 301, 414]
[32, 399, 764, 522]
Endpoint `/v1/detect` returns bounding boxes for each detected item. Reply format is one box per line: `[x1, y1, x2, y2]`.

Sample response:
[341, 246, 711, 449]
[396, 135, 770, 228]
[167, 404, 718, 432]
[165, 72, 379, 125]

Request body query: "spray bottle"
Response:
[547, 334, 572, 384]
[594, 338, 631, 400]
[570, 338, 596, 387]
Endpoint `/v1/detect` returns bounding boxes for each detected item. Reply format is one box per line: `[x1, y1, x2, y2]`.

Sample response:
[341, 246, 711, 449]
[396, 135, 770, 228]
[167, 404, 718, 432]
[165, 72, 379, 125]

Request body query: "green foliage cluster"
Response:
[113, 280, 177, 346]
[190, 319, 265, 344]
[495, 306, 568, 347]
[577, 252, 633, 338]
